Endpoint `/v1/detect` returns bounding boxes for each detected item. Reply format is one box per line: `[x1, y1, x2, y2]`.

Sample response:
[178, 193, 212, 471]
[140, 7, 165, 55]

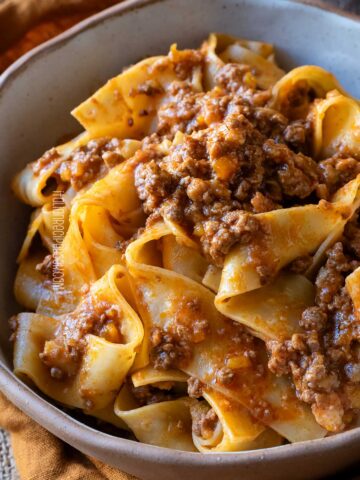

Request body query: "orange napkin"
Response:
[0, 392, 138, 480]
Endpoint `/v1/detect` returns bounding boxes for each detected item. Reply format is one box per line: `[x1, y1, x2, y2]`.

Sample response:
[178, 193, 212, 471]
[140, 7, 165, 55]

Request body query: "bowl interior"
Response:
[0, 0, 360, 476]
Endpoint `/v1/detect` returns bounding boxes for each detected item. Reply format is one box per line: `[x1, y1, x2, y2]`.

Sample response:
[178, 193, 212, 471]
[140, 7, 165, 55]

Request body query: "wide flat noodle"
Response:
[217, 273, 315, 341]
[311, 90, 360, 159]
[72, 45, 202, 140]
[14, 265, 143, 413]
[131, 366, 188, 387]
[17, 202, 69, 265]
[74, 157, 144, 228]
[217, 202, 345, 300]
[12, 131, 140, 210]
[17, 209, 43, 263]
[209, 33, 276, 60]
[35, 181, 138, 317]
[14, 251, 47, 311]
[215, 182, 360, 339]
[202, 265, 222, 293]
[12, 133, 89, 207]
[219, 45, 284, 89]
[115, 386, 195, 451]
[271, 65, 353, 119]
[162, 235, 208, 284]
[307, 175, 360, 277]
[39, 203, 70, 253]
[202, 33, 284, 90]
[125, 221, 325, 442]
[191, 387, 282, 452]
[15, 32, 360, 450]
[76, 205, 123, 277]
[346, 268, 360, 319]
[12, 160, 62, 208]
[115, 369, 194, 451]
[35, 207, 96, 316]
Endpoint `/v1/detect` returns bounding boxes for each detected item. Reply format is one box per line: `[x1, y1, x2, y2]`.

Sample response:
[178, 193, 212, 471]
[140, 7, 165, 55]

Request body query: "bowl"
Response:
[1, 1, 360, 478]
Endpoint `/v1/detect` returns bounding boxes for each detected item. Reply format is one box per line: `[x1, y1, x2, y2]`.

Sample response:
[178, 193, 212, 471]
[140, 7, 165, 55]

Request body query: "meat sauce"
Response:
[190, 401, 219, 440]
[40, 294, 123, 379]
[27, 47, 360, 434]
[149, 297, 209, 370]
[33, 137, 126, 192]
[134, 62, 356, 268]
[147, 294, 296, 425]
[268, 216, 360, 432]
[135, 55, 360, 431]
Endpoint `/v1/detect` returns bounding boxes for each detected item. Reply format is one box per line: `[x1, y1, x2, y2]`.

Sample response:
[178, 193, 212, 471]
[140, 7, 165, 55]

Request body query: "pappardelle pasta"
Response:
[10, 33, 360, 452]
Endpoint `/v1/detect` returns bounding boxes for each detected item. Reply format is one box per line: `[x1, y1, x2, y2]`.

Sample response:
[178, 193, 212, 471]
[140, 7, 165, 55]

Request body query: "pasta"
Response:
[10, 33, 360, 452]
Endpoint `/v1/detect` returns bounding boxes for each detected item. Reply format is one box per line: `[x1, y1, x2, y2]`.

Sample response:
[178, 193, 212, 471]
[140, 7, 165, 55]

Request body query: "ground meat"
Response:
[267, 223, 360, 432]
[250, 191, 280, 213]
[33, 137, 127, 192]
[127, 380, 178, 406]
[135, 159, 174, 214]
[277, 79, 316, 120]
[201, 211, 265, 267]
[251, 107, 288, 141]
[40, 295, 122, 378]
[150, 297, 209, 370]
[149, 327, 192, 370]
[315, 242, 357, 307]
[157, 61, 308, 141]
[172, 297, 210, 343]
[214, 63, 273, 109]
[130, 80, 164, 97]
[157, 82, 202, 136]
[187, 377, 203, 398]
[169, 47, 204, 81]
[318, 156, 360, 195]
[267, 339, 294, 376]
[136, 107, 322, 267]
[132, 49, 360, 282]
[190, 402, 219, 440]
[263, 139, 319, 199]
[288, 255, 313, 274]
[215, 63, 256, 93]
[32, 148, 60, 174]
[204, 210, 275, 282]
[344, 215, 360, 258]
[299, 306, 328, 331]
[59, 137, 126, 190]
[283, 119, 309, 153]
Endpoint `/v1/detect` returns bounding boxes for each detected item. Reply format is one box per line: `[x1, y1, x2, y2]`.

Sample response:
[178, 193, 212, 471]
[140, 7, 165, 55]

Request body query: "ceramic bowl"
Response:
[0, 1, 360, 478]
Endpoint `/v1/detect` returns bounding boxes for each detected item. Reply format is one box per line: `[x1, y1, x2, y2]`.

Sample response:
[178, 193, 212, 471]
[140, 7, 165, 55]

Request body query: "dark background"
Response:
[325, 0, 360, 13]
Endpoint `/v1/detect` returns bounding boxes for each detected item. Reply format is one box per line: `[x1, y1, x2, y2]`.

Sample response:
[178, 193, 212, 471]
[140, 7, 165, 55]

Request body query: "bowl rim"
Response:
[0, 0, 360, 468]
[2, 359, 360, 465]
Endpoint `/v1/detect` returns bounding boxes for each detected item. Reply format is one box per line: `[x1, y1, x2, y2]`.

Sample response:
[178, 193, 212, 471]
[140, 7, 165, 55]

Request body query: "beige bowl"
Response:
[1, 1, 360, 478]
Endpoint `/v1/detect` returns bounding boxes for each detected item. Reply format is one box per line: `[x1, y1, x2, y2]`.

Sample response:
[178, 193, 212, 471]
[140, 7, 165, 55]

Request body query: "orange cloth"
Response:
[0, 0, 120, 71]
[0, 392, 138, 480]
[0, 0, 120, 51]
